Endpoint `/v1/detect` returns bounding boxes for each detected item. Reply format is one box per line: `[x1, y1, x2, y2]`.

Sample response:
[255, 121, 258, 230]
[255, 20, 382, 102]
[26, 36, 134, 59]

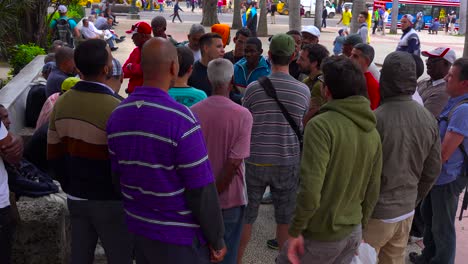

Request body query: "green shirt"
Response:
[168, 87, 207, 107]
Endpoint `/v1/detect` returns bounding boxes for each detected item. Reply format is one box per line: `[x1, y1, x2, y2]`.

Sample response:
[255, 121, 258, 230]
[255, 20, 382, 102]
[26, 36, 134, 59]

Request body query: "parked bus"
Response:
[373, 0, 459, 29]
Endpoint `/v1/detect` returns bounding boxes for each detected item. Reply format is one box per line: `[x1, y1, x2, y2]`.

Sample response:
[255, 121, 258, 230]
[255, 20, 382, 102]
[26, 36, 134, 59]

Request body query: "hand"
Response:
[1, 134, 23, 165]
[287, 235, 305, 264]
[210, 246, 227, 263]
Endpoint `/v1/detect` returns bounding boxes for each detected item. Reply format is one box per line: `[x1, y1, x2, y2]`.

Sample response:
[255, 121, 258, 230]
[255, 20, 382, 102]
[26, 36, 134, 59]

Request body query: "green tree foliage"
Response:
[8, 44, 46, 75]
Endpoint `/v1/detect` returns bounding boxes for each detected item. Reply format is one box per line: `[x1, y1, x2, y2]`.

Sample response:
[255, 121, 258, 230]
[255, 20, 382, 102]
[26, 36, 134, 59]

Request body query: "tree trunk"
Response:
[257, 0, 268, 36]
[390, 0, 399, 34]
[289, 0, 301, 31]
[350, 0, 366, 33]
[232, 0, 242, 29]
[460, 0, 467, 35]
[201, 0, 219, 26]
[314, 0, 324, 29]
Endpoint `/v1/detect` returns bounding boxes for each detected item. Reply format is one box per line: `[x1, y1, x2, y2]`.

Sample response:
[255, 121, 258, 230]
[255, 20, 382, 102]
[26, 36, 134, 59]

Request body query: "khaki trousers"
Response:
[363, 216, 414, 264]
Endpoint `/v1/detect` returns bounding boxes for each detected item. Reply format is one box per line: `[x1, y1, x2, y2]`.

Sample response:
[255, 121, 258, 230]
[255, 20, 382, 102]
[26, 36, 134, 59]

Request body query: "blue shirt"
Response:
[234, 56, 271, 89]
[436, 93, 468, 185]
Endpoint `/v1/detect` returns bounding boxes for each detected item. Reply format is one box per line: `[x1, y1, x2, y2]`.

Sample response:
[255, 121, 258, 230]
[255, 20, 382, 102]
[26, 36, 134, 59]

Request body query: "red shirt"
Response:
[122, 47, 143, 94]
[365, 71, 380, 110]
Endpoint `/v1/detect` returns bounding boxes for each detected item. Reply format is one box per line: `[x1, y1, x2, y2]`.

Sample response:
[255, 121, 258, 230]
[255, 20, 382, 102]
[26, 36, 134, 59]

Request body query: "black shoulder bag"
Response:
[258, 76, 303, 149]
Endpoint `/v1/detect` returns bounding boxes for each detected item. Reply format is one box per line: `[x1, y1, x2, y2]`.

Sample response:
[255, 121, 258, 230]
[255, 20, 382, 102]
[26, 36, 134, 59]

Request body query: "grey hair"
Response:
[189, 24, 205, 36]
[354, 43, 375, 65]
[207, 58, 234, 89]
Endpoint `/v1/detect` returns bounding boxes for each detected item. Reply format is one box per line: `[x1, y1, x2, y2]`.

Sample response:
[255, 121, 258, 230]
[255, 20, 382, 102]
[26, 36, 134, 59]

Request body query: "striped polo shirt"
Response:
[243, 72, 311, 165]
[107, 87, 214, 246]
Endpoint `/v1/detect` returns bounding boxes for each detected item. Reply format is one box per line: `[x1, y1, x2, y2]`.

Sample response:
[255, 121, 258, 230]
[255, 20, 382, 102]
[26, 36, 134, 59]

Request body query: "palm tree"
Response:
[350, 0, 366, 33]
[289, 0, 301, 31]
[232, 0, 242, 29]
[390, 0, 399, 34]
[314, 0, 324, 29]
[257, 0, 268, 36]
[201, 0, 219, 26]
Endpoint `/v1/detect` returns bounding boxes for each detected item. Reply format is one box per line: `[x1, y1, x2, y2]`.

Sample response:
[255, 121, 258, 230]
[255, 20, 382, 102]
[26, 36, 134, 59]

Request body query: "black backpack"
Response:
[54, 18, 74, 48]
[25, 83, 47, 127]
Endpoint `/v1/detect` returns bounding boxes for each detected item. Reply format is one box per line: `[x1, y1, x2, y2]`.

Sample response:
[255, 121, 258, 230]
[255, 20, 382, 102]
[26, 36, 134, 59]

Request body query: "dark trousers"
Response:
[172, 12, 182, 22]
[410, 202, 425, 237]
[135, 235, 210, 264]
[373, 20, 379, 34]
[322, 18, 327, 28]
[0, 206, 15, 264]
[421, 176, 468, 264]
[67, 199, 134, 264]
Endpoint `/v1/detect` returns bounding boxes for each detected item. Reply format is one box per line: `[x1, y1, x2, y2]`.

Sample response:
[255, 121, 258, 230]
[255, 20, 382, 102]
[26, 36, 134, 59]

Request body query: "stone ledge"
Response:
[12, 200, 70, 264]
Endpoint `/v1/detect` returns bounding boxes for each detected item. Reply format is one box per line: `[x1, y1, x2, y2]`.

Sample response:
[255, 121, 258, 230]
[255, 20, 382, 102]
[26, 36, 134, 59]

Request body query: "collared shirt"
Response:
[436, 93, 468, 185]
[46, 68, 70, 98]
[107, 87, 214, 245]
[81, 26, 100, 39]
[303, 71, 325, 111]
[417, 78, 449, 117]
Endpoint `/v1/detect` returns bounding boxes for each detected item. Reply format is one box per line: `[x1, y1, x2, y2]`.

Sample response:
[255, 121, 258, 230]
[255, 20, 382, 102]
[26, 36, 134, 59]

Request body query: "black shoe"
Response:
[409, 252, 427, 264]
[120, 36, 126, 40]
[111, 47, 118, 51]
[267, 239, 279, 250]
[115, 38, 124, 43]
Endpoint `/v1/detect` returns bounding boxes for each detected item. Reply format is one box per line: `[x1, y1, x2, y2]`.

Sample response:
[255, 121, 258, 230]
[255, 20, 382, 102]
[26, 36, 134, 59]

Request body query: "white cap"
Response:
[58, 5, 67, 13]
[301, 25, 320, 38]
[422, 47, 457, 64]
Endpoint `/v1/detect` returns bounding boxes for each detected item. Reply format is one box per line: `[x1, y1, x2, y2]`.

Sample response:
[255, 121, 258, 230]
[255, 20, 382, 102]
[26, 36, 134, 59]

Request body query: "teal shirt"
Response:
[168, 87, 207, 107]
[50, 16, 77, 30]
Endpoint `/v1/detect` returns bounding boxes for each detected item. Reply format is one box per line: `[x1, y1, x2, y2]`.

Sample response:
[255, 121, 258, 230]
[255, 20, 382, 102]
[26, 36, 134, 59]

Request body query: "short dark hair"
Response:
[353, 43, 375, 65]
[453, 58, 468, 81]
[151, 15, 167, 29]
[286, 30, 302, 37]
[321, 56, 367, 99]
[176, 46, 194, 77]
[235, 28, 251, 38]
[246, 37, 262, 51]
[75, 39, 109, 77]
[270, 54, 291, 66]
[199, 33, 222, 54]
[360, 11, 369, 20]
[55, 47, 74, 67]
[302, 44, 329, 68]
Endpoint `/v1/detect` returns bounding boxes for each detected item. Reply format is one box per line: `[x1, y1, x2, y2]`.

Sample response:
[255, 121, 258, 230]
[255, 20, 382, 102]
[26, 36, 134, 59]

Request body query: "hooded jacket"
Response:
[289, 96, 382, 241]
[234, 56, 271, 89]
[123, 46, 143, 94]
[373, 51, 441, 219]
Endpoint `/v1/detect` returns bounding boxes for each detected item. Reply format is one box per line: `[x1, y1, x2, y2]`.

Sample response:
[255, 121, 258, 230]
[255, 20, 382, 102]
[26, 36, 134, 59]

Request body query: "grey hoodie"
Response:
[372, 51, 441, 219]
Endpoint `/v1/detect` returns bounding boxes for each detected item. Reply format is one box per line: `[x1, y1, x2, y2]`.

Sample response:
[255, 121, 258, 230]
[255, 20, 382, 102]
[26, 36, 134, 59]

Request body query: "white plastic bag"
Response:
[350, 243, 377, 264]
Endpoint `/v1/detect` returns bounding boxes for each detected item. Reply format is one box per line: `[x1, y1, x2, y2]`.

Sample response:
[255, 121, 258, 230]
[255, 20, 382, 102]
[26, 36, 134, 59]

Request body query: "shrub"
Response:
[8, 44, 46, 75]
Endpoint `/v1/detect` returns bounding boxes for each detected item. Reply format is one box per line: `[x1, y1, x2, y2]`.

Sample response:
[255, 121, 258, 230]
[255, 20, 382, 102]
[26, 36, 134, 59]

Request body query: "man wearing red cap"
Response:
[123, 22, 152, 94]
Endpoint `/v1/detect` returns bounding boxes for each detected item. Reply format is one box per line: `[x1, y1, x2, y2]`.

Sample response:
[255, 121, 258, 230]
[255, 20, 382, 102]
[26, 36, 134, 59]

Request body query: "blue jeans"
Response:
[216, 206, 244, 264]
[159, 3, 164, 12]
[421, 176, 468, 264]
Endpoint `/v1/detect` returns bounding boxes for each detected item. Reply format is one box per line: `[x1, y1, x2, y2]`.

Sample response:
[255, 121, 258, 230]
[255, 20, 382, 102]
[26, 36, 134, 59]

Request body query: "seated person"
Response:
[233, 37, 271, 93]
[428, 18, 440, 34]
[169, 46, 207, 107]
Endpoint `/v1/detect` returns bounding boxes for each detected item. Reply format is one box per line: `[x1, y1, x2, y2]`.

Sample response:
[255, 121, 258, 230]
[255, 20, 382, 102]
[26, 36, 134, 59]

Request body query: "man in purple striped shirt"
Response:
[107, 38, 226, 264]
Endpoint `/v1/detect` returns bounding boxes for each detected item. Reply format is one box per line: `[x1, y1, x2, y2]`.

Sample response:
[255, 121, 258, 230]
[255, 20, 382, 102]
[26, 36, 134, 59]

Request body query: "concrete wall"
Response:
[0, 55, 44, 133]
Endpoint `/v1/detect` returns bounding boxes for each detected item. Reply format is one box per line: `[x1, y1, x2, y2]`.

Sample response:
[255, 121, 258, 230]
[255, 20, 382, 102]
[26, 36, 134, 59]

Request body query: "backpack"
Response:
[25, 83, 47, 127]
[438, 99, 468, 220]
[54, 18, 74, 48]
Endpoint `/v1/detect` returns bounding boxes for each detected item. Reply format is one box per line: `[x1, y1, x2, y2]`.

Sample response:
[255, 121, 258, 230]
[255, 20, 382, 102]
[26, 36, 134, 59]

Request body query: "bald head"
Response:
[141, 38, 179, 89]
[151, 16, 167, 37]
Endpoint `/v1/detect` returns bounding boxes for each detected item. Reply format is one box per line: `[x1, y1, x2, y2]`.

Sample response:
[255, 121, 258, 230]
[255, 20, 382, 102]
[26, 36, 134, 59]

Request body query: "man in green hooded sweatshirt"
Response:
[277, 56, 383, 264]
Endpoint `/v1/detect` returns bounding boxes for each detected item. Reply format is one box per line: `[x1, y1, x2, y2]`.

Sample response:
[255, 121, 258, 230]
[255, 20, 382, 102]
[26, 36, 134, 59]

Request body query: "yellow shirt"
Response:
[342, 11, 352, 26]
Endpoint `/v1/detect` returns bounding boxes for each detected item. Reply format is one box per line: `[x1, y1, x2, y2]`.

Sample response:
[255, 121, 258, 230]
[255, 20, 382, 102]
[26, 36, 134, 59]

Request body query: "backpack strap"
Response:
[258, 76, 303, 146]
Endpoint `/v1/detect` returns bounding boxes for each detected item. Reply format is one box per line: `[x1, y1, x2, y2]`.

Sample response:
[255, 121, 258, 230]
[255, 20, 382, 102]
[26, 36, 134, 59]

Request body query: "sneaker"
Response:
[120, 36, 126, 40]
[409, 236, 423, 243]
[115, 38, 124, 43]
[261, 192, 273, 204]
[110, 47, 118, 51]
[267, 239, 279, 250]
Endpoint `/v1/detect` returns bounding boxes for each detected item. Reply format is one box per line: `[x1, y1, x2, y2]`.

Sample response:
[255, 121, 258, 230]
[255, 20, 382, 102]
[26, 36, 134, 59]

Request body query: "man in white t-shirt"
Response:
[0, 114, 24, 263]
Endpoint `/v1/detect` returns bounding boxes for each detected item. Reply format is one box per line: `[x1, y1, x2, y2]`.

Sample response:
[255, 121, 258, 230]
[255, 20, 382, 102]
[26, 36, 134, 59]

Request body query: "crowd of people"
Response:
[0, 4, 467, 264]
